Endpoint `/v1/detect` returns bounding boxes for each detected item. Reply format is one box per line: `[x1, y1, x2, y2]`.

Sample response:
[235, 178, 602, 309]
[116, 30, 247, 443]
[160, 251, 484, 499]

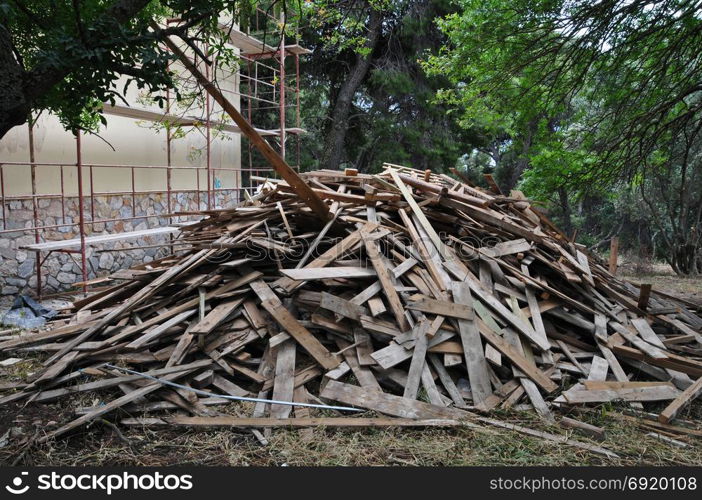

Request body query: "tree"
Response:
[427, 0, 702, 273]
[0, 0, 266, 138]
[300, 0, 474, 173]
[427, 0, 702, 183]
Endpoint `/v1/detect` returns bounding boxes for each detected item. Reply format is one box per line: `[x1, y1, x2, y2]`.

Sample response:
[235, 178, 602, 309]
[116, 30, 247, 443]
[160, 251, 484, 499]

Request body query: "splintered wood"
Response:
[2, 163, 701, 452]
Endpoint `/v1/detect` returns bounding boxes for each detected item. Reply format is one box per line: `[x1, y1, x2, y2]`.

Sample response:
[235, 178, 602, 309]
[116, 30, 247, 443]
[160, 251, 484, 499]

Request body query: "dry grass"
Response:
[619, 262, 702, 305]
[1, 391, 701, 466]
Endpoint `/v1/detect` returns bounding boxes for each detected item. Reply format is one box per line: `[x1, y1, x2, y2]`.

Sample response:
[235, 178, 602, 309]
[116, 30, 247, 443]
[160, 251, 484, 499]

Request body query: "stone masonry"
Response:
[0, 190, 238, 304]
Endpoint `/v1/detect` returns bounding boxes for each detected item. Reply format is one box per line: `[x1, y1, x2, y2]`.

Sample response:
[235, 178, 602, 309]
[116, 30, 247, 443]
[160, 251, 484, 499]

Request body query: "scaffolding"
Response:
[0, 9, 309, 299]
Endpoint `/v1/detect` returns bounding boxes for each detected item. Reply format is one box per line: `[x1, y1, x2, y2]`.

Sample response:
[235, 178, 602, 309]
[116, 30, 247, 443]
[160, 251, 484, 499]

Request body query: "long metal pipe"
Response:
[102, 364, 362, 413]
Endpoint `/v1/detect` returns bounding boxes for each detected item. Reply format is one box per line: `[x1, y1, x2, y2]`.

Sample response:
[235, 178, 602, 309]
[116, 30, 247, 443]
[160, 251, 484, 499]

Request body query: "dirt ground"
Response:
[1, 266, 701, 466]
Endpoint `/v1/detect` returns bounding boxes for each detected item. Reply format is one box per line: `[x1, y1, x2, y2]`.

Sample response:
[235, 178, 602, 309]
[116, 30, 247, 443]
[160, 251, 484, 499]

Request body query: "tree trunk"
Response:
[557, 186, 573, 237]
[0, 25, 30, 137]
[321, 6, 383, 170]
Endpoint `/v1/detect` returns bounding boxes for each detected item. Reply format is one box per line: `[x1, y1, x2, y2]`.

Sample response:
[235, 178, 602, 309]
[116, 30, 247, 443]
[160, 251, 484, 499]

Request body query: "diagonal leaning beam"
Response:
[154, 23, 330, 221]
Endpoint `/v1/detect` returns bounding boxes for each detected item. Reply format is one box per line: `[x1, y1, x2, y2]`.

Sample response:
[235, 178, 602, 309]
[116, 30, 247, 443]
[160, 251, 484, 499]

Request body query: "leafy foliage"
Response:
[0, 0, 260, 134]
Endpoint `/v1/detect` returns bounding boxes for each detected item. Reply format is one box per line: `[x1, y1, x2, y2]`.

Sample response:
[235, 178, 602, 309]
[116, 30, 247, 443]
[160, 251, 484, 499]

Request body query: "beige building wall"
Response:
[0, 63, 242, 198]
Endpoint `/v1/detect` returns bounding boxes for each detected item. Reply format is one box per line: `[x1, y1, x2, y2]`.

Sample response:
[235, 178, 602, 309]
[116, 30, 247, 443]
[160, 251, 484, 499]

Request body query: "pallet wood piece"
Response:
[502, 326, 554, 423]
[403, 320, 430, 400]
[190, 299, 243, 335]
[587, 356, 609, 381]
[212, 374, 249, 397]
[637, 284, 653, 310]
[251, 281, 340, 370]
[428, 354, 465, 407]
[390, 170, 449, 260]
[160, 28, 330, 221]
[475, 415, 618, 458]
[559, 417, 606, 441]
[362, 232, 410, 331]
[122, 416, 472, 428]
[406, 295, 473, 319]
[451, 282, 493, 406]
[38, 367, 199, 442]
[367, 297, 386, 317]
[561, 384, 680, 403]
[336, 339, 381, 391]
[320, 380, 469, 420]
[397, 207, 449, 291]
[476, 318, 558, 393]
[271, 339, 296, 418]
[353, 329, 375, 366]
[659, 375, 702, 424]
[281, 267, 376, 280]
[320, 292, 367, 320]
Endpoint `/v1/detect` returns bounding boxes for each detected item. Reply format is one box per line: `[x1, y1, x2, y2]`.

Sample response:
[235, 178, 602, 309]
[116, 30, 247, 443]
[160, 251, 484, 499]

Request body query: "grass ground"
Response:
[1, 266, 701, 466]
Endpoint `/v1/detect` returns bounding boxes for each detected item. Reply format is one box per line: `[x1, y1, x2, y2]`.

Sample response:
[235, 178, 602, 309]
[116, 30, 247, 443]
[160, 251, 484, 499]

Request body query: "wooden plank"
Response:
[38, 366, 198, 442]
[251, 281, 340, 370]
[281, 267, 376, 280]
[367, 297, 386, 317]
[403, 320, 430, 400]
[320, 380, 469, 419]
[406, 295, 473, 319]
[587, 356, 609, 381]
[445, 263, 550, 352]
[482, 238, 531, 258]
[122, 416, 471, 428]
[190, 299, 242, 335]
[336, 339, 381, 391]
[44, 247, 213, 366]
[631, 317, 692, 387]
[659, 375, 702, 424]
[320, 292, 367, 320]
[428, 354, 465, 407]
[271, 339, 296, 418]
[159, 27, 330, 220]
[637, 284, 653, 310]
[451, 282, 493, 406]
[371, 330, 454, 370]
[362, 233, 410, 331]
[476, 318, 558, 393]
[562, 384, 680, 403]
[353, 329, 375, 366]
[126, 309, 195, 349]
[559, 417, 606, 441]
[212, 374, 248, 397]
[397, 207, 449, 291]
[390, 170, 449, 260]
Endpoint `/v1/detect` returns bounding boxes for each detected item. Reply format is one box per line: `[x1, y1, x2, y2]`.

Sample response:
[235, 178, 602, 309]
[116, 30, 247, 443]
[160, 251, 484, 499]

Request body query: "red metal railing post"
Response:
[278, 26, 286, 160]
[205, 48, 212, 210]
[75, 133, 88, 293]
[28, 122, 43, 298]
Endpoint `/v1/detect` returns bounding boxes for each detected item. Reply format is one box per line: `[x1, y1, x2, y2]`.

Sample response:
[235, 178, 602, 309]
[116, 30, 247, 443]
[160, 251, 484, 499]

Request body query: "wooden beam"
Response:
[122, 416, 470, 428]
[320, 380, 469, 420]
[659, 375, 702, 424]
[156, 25, 330, 221]
[251, 281, 340, 370]
[608, 237, 619, 274]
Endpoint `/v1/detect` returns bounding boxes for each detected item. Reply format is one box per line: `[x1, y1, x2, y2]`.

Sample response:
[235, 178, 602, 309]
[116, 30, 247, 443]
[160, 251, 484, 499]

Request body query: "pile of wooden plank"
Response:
[2, 163, 701, 453]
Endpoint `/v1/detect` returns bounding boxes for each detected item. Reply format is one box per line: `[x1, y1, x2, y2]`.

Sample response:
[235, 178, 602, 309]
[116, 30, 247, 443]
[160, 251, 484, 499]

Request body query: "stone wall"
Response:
[0, 190, 239, 304]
